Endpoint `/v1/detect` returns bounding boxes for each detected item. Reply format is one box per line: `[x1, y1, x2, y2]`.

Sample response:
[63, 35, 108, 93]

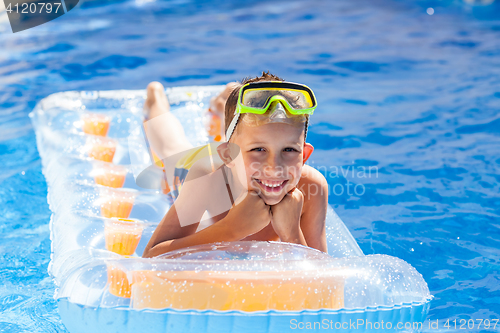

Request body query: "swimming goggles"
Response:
[225, 81, 317, 141]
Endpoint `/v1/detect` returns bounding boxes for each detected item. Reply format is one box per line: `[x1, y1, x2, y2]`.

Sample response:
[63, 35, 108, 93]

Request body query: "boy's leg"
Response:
[143, 82, 193, 159]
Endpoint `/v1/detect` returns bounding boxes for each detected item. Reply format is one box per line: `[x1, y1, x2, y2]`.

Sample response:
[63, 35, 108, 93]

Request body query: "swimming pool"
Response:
[0, 0, 499, 332]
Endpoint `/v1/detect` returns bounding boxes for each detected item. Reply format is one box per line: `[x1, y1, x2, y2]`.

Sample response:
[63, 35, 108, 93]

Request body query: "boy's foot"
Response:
[144, 82, 171, 120]
[142, 81, 193, 159]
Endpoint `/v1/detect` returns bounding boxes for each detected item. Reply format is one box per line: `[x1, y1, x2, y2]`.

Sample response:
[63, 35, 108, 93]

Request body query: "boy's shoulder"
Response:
[297, 165, 328, 228]
[298, 164, 328, 195]
[300, 164, 327, 184]
[184, 154, 218, 181]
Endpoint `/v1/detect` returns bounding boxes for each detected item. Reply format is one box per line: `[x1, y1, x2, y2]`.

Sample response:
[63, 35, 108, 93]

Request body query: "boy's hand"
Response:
[223, 190, 272, 239]
[270, 188, 307, 245]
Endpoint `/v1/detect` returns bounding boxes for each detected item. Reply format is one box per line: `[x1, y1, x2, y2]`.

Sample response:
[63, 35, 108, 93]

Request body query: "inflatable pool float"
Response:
[30, 86, 432, 333]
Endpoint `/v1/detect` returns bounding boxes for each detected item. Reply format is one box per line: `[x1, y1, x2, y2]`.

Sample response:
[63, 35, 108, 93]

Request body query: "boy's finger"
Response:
[286, 186, 298, 195]
[248, 189, 264, 199]
[248, 183, 264, 197]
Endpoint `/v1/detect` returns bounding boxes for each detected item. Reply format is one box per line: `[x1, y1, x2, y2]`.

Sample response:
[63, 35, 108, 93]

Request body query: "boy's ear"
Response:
[217, 142, 235, 167]
[303, 143, 314, 164]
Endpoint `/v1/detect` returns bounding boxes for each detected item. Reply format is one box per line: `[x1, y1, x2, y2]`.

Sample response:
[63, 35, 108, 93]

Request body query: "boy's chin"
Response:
[260, 192, 287, 206]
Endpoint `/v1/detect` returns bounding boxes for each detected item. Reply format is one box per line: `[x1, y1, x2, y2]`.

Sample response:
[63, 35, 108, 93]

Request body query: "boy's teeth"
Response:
[258, 180, 285, 187]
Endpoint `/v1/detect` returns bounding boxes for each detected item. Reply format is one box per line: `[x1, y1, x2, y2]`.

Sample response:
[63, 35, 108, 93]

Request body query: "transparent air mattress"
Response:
[30, 87, 432, 333]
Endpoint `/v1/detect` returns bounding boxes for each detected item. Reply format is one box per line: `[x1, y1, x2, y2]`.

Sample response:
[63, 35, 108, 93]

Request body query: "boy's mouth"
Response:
[255, 179, 288, 193]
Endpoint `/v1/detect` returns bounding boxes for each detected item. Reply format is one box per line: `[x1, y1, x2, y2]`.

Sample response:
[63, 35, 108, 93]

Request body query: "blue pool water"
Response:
[1, 0, 500, 331]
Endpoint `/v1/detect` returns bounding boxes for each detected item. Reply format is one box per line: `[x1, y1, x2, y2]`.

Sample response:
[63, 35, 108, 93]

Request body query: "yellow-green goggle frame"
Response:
[236, 81, 317, 115]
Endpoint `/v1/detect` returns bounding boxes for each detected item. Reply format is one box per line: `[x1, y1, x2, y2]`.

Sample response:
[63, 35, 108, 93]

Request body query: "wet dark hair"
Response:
[224, 71, 285, 136]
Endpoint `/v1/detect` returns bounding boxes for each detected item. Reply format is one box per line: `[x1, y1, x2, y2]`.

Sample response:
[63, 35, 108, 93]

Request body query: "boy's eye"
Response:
[284, 147, 299, 152]
[250, 147, 265, 152]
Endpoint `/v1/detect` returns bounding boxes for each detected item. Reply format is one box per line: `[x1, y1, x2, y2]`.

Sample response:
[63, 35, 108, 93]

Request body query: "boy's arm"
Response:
[143, 192, 272, 257]
[143, 162, 272, 257]
[142, 203, 199, 258]
[269, 189, 308, 246]
[142, 207, 241, 258]
[142, 159, 215, 257]
[297, 165, 328, 252]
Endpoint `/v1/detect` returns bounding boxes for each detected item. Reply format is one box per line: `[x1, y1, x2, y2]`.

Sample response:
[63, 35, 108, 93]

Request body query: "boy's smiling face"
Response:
[230, 121, 306, 205]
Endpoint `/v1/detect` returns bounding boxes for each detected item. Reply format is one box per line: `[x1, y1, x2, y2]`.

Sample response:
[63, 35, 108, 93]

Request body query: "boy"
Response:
[142, 72, 328, 257]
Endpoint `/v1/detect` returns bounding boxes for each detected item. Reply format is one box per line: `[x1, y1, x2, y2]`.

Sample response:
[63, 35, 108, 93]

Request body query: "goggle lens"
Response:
[242, 88, 314, 110]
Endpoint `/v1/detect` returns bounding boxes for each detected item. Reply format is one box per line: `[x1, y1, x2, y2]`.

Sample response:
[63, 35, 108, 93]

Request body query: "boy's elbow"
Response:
[142, 247, 153, 258]
[142, 242, 160, 258]
[142, 239, 176, 258]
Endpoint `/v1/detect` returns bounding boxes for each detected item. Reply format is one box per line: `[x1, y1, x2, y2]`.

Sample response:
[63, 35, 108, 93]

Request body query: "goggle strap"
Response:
[225, 112, 240, 141]
[304, 115, 309, 141]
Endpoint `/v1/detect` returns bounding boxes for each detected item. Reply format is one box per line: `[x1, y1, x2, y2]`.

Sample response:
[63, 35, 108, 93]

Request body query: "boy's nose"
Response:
[263, 154, 285, 177]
